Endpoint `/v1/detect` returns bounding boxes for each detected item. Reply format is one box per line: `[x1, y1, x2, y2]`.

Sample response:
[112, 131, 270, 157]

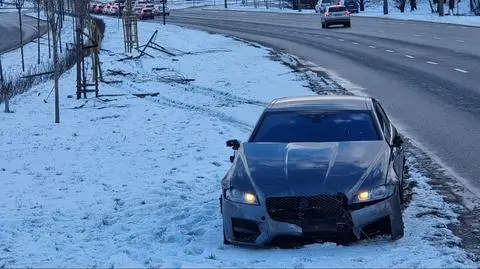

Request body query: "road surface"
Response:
[0, 11, 47, 54]
[167, 9, 480, 198]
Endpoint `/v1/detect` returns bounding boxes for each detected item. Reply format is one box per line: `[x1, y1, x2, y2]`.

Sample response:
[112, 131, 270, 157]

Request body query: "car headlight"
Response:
[355, 184, 396, 203]
[224, 189, 259, 205]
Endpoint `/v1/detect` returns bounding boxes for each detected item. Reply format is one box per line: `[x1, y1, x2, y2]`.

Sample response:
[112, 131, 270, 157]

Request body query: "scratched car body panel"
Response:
[220, 96, 405, 246]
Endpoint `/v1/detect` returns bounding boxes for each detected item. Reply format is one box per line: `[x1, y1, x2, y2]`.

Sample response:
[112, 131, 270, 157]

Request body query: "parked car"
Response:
[153, 4, 170, 16]
[139, 7, 155, 19]
[110, 5, 120, 15]
[344, 0, 359, 13]
[221, 96, 405, 246]
[321, 5, 351, 28]
[132, 6, 143, 15]
[94, 4, 105, 14]
[315, 0, 334, 13]
[90, 3, 97, 13]
[103, 3, 112, 14]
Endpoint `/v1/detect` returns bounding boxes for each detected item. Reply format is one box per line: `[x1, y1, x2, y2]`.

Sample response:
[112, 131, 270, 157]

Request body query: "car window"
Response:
[374, 102, 392, 141]
[328, 6, 347, 12]
[251, 110, 381, 143]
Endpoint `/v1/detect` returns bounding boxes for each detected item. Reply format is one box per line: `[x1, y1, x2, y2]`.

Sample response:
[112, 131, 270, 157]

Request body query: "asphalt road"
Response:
[166, 9, 480, 198]
[0, 11, 47, 54]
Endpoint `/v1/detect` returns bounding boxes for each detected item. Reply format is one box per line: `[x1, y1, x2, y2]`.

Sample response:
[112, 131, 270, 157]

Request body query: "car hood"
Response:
[232, 141, 390, 199]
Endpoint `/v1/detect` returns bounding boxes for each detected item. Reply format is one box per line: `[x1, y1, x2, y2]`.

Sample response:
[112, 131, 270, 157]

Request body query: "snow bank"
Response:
[358, 0, 480, 26]
[0, 16, 477, 268]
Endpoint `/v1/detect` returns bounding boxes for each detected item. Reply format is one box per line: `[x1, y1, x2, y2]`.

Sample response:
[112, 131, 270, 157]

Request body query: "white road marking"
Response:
[326, 36, 332, 39]
[427, 61, 438, 65]
[454, 68, 468, 73]
[413, 34, 423, 37]
[456, 39, 465, 43]
[338, 38, 344, 41]
[433, 37, 442, 40]
[405, 55, 415, 59]
[352, 42, 359, 45]
[386, 49, 394, 53]
[369, 45, 376, 48]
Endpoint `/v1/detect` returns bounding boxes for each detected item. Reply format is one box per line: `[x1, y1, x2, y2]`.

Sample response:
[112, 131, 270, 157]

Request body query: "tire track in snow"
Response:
[153, 96, 254, 133]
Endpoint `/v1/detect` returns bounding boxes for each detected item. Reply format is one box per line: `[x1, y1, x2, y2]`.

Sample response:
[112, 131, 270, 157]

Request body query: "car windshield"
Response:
[251, 110, 380, 143]
[329, 6, 347, 11]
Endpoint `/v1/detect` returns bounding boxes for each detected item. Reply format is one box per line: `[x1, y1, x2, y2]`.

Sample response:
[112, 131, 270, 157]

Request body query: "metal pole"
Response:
[383, 0, 388, 13]
[225, 0, 228, 8]
[162, 0, 166, 25]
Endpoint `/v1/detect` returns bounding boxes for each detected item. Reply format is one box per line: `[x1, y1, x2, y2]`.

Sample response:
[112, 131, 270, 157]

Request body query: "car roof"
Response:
[267, 95, 372, 111]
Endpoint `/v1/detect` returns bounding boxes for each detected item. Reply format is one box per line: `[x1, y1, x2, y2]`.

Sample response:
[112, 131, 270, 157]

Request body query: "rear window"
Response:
[329, 6, 347, 12]
[251, 110, 380, 143]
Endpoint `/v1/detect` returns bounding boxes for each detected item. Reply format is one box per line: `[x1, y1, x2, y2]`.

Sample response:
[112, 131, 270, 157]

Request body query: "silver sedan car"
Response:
[321, 5, 352, 28]
[221, 96, 405, 246]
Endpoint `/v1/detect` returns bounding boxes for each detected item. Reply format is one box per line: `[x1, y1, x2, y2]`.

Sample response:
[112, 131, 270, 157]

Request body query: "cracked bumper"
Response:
[221, 193, 401, 246]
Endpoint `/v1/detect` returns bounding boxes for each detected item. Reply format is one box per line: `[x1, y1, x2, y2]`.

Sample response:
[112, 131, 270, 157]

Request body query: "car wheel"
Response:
[345, 22, 351, 27]
[399, 157, 406, 204]
[391, 189, 405, 240]
[223, 223, 231, 245]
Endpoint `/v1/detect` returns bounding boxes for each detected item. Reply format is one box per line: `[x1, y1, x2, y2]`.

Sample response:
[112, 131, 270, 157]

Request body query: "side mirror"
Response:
[393, 135, 403, 147]
[226, 139, 240, 150]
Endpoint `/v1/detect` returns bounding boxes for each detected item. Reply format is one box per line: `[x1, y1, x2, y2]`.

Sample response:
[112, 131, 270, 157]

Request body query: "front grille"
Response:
[266, 195, 347, 225]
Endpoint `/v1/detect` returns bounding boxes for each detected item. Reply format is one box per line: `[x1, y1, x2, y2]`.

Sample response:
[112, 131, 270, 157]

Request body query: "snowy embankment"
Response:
[358, 0, 480, 26]
[199, 0, 480, 26]
[0, 16, 477, 268]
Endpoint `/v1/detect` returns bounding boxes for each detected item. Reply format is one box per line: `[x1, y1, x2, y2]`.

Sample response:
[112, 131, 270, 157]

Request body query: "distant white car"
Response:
[153, 4, 170, 16]
[321, 5, 351, 28]
[315, 0, 335, 13]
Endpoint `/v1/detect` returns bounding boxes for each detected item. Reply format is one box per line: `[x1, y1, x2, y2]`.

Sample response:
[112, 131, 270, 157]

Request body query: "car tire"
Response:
[390, 189, 405, 240]
[345, 22, 351, 27]
[223, 223, 231, 245]
[399, 156, 406, 204]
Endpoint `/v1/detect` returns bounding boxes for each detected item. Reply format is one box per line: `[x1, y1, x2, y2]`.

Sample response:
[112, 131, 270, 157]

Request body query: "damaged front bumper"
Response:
[221, 192, 402, 246]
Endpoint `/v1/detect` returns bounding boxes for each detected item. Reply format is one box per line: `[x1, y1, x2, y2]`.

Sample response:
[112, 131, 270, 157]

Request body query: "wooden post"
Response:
[76, 28, 82, 99]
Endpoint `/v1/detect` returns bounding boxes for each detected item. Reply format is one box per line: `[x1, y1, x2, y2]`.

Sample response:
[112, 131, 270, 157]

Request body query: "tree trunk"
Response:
[438, 0, 444, 15]
[0, 57, 7, 113]
[37, 0, 40, 65]
[52, 28, 60, 123]
[4, 99, 9, 113]
[18, 9, 25, 72]
[47, 12, 51, 59]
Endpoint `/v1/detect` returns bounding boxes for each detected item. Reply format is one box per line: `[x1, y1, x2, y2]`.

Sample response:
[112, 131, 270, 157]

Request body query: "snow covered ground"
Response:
[0, 15, 478, 268]
[197, 0, 480, 26]
[358, 0, 480, 26]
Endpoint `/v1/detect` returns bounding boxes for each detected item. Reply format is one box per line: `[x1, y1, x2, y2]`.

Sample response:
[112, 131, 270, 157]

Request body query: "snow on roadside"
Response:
[0, 16, 477, 268]
[357, 0, 480, 26]
[199, 1, 480, 27]
[203, 5, 318, 13]
[0, 13, 73, 82]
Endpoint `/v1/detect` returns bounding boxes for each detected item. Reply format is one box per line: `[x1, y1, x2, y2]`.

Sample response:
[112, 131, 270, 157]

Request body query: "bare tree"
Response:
[43, 0, 62, 123]
[15, 0, 26, 72]
[37, 0, 41, 64]
[0, 55, 8, 113]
